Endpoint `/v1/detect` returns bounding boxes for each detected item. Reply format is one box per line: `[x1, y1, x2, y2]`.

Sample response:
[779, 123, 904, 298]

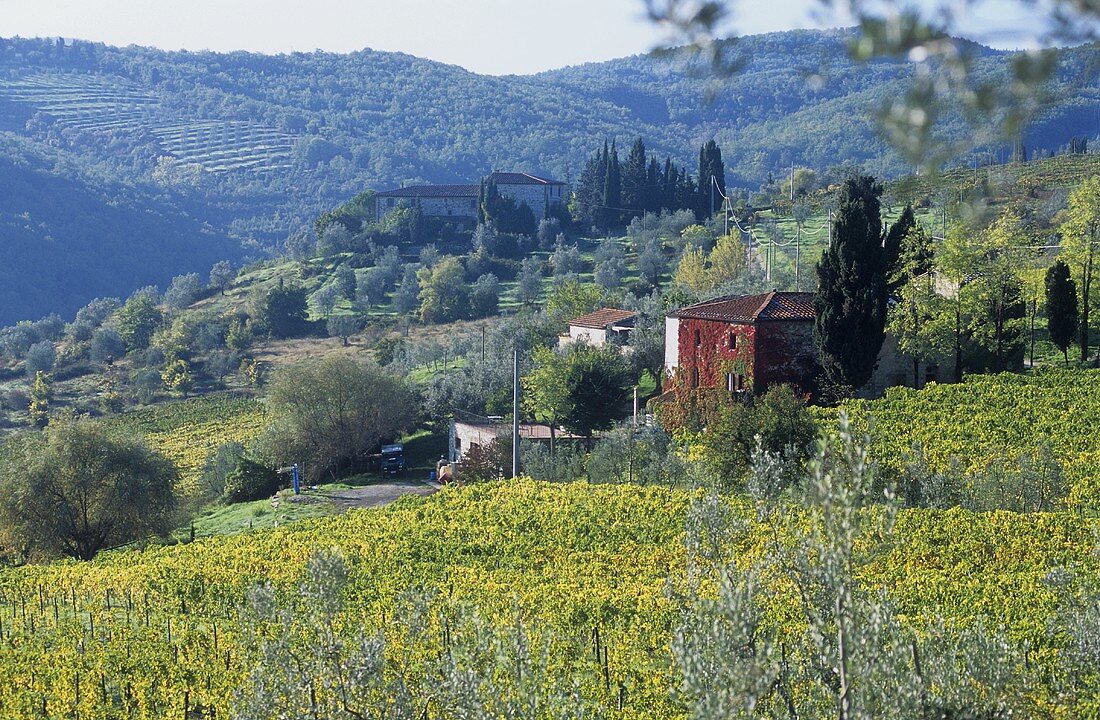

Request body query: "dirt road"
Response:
[323, 479, 439, 511]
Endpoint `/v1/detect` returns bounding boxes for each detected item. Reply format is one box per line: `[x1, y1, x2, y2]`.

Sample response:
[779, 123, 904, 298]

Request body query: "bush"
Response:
[223, 457, 281, 503]
[24, 340, 55, 378]
[701, 384, 816, 489]
[256, 282, 309, 339]
[90, 327, 126, 364]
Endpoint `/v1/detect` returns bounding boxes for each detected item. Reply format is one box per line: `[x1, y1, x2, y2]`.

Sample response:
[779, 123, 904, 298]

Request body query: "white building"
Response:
[559, 308, 636, 349]
[375, 171, 566, 225]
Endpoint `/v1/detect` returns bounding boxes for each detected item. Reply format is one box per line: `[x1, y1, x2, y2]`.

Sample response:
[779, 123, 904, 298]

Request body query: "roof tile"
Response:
[569, 308, 637, 329]
[673, 291, 815, 322]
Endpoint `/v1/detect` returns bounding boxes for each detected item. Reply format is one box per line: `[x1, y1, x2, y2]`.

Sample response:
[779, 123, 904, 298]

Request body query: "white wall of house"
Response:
[664, 316, 680, 374]
[567, 325, 608, 346]
[450, 420, 504, 462]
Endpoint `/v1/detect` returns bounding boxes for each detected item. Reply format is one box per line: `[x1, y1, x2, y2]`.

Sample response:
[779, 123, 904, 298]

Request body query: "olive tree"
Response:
[233, 550, 597, 720]
[675, 418, 1027, 719]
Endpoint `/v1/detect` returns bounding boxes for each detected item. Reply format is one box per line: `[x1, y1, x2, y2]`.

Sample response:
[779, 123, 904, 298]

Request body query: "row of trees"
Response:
[811, 172, 1100, 396]
[570, 138, 726, 230]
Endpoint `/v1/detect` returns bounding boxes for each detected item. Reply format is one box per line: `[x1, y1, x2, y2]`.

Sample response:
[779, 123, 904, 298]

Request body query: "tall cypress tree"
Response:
[813, 174, 889, 395]
[662, 158, 676, 212]
[571, 144, 606, 228]
[601, 139, 622, 229]
[622, 137, 648, 217]
[697, 140, 726, 221]
[1045, 259, 1079, 365]
[645, 156, 662, 214]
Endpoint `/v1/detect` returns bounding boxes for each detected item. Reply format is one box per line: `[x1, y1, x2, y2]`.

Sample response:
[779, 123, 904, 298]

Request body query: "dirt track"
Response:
[323, 479, 438, 510]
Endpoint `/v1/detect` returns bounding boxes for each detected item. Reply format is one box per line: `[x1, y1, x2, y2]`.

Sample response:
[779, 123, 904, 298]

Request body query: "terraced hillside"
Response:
[0, 32, 1096, 324]
[0, 72, 294, 173]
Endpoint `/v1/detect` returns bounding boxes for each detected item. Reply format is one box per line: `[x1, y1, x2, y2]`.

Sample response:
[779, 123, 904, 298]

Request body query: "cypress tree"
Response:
[697, 140, 726, 221]
[883, 204, 917, 293]
[601, 139, 622, 229]
[813, 174, 889, 395]
[571, 144, 606, 228]
[646, 157, 662, 214]
[662, 158, 676, 212]
[1045, 259, 1079, 365]
[622, 137, 648, 217]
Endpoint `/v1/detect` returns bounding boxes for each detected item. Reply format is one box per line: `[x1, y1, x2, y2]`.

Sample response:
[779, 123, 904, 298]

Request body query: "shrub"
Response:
[223, 457, 281, 503]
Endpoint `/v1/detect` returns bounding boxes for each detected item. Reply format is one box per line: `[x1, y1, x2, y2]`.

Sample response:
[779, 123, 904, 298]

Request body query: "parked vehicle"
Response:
[381, 444, 405, 475]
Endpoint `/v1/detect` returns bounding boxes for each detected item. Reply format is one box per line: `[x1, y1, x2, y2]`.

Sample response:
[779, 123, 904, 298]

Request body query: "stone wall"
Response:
[376, 195, 477, 222]
[498, 183, 565, 219]
[861, 334, 957, 398]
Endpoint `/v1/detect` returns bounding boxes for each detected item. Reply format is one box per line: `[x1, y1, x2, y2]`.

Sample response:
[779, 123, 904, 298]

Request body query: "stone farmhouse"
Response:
[375, 171, 566, 226]
[664, 290, 955, 398]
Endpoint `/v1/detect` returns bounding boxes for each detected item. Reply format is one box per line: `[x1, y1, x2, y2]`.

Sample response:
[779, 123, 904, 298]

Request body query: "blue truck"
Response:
[380, 444, 406, 476]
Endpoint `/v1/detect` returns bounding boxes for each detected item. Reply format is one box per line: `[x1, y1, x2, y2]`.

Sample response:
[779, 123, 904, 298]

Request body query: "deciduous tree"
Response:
[258, 355, 414, 482]
[0, 419, 177, 560]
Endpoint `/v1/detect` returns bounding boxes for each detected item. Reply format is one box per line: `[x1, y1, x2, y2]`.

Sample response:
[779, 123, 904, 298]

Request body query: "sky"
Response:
[0, 0, 1076, 76]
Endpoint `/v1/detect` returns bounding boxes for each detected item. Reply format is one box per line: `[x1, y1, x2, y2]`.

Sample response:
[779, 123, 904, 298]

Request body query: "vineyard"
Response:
[0, 72, 294, 173]
[0, 480, 1094, 717]
[102, 396, 267, 497]
[829, 369, 1100, 509]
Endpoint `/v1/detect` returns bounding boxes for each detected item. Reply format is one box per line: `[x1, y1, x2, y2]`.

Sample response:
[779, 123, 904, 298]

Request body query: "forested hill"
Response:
[0, 30, 1096, 324]
[0, 134, 241, 326]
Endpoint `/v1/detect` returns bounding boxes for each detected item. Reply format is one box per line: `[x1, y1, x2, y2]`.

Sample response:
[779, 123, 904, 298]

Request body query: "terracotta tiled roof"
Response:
[672, 291, 815, 323]
[375, 184, 479, 198]
[569, 308, 637, 329]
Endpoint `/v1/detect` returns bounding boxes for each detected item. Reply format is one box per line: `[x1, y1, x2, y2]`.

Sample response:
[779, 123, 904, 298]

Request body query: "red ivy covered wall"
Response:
[672, 318, 819, 394]
[675, 318, 755, 389]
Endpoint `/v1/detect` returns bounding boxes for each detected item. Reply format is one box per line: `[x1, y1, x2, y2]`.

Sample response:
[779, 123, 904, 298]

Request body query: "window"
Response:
[691, 367, 699, 388]
[694, 329, 701, 347]
[728, 373, 746, 392]
[728, 332, 737, 350]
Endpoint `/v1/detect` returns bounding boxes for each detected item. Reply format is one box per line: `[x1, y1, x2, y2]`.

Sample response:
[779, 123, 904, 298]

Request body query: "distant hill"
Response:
[0, 134, 241, 325]
[0, 30, 1096, 324]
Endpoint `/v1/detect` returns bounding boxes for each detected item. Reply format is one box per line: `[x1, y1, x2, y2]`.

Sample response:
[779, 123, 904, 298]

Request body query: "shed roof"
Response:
[672, 291, 815, 323]
[569, 308, 637, 329]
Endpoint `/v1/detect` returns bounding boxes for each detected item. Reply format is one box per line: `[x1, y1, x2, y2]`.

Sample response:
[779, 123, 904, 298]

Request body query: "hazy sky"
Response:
[0, 0, 1073, 75]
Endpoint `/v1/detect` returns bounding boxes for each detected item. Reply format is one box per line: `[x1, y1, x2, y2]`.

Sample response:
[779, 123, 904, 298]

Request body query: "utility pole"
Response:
[710, 174, 715, 219]
[511, 348, 520, 479]
[790, 165, 794, 202]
